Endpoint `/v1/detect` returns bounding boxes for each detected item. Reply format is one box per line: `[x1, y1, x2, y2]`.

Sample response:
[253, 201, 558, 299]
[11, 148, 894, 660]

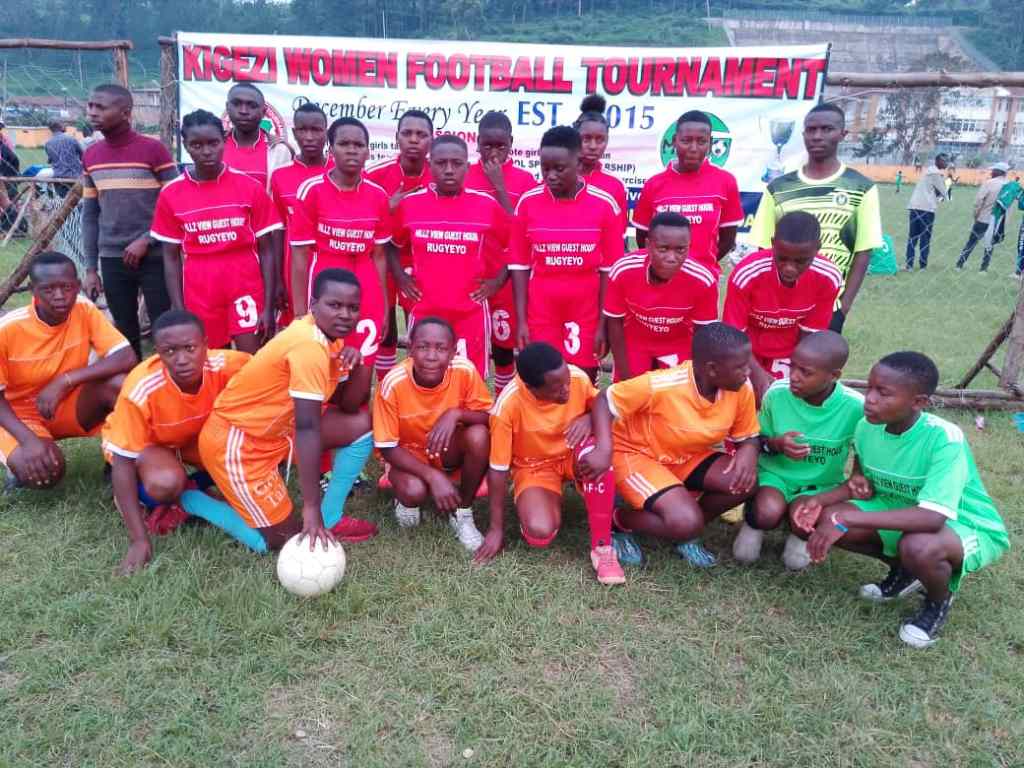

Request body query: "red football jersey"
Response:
[631, 160, 744, 272]
[224, 131, 270, 190]
[604, 250, 718, 357]
[464, 160, 537, 275]
[509, 182, 624, 284]
[270, 159, 331, 319]
[150, 167, 282, 261]
[723, 249, 842, 361]
[364, 157, 431, 198]
[392, 186, 510, 316]
[290, 174, 392, 273]
[583, 162, 628, 234]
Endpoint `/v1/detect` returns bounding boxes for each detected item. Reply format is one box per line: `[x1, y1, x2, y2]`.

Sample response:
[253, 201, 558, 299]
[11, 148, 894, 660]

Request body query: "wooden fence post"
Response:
[159, 37, 177, 156]
[998, 280, 1024, 395]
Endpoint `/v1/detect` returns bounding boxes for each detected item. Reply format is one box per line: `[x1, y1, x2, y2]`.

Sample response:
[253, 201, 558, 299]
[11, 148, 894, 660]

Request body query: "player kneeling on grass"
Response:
[1, 252, 135, 491]
[102, 310, 259, 575]
[587, 322, 761, 566]
[792, 352, 1009, 648]
[373, 317, 492, 552]
[474, 342, 624, 585]
[732, 331, 863, 570]
[196, 268, 377, 553]
[723, 211, 842, 401]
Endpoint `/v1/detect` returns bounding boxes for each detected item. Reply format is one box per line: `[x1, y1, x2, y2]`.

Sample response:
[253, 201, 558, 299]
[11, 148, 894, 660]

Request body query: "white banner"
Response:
[176, 32, 830, 223]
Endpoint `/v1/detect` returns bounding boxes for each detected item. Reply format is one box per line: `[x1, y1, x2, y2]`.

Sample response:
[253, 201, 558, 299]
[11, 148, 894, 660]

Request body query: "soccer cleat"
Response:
[394, 500, 422, 528]
[590, 544, 626, 585]
[319, 471, 332, 495]
[731, 523, 764, 564]
[899, 594, 954, 649]
[675, 539, 718, 568]
[3, 468, 20, 494]
[450, 508, 484, 552]
[781, 533, 812, 571]
[145, 504, 189, 536]
[329, 516, 378, 542]
[611, 532, 644, 566]
[859, 564, 924, 602]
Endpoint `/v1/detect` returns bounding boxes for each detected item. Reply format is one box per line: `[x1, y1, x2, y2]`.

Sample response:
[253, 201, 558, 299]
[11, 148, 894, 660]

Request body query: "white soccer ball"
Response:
[276, 534, 346, 597]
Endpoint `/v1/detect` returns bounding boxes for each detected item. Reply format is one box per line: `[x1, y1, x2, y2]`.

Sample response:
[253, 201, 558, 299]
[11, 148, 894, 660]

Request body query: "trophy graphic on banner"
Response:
[762, 118, 795, 183]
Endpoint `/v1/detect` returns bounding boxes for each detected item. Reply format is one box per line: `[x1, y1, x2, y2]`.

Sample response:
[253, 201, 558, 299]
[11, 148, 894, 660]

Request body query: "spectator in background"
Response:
[43, 121, 83, 195]
[79, 125, 100, 151]
[1016, 186, 1024, 279]
[0, 129, 21, 233]
[894, 169, 903, 194]
[905, 153, 949, 271]
[0, 119, 14, 151]
[946, 167, 959, 200]
[81, 84, 178, 360]
[956, 162, 1010, 273]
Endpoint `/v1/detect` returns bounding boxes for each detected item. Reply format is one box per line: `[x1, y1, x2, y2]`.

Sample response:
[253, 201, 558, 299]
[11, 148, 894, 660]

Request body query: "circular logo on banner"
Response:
[659, 111, 733, 168]
[833, 191, 850, 207]
[221, 101, 287, 138]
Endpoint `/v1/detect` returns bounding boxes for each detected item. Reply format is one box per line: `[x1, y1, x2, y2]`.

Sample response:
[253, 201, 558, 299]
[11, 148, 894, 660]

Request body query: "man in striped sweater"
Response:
[82, 84, 179, 359]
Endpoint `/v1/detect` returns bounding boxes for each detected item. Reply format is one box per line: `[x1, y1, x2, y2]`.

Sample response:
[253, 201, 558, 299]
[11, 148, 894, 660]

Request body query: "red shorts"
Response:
[613, 344, 688, 382]
[489, 283, 517, 351]
[527, 277, 601, 368]
[410, 305, 490, 378]
[311, 256, 386, 370]
[756, 354, 791, 381]
[183, 253, 264, 348]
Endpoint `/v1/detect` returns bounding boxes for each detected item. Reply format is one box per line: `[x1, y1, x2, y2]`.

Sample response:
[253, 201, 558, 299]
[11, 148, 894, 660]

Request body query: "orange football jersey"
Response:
[489, 365, 596, 471]
[102, 350, 250, 458]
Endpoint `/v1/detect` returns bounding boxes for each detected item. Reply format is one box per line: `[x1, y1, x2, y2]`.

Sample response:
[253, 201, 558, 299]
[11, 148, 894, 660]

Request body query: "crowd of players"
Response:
[0, 83, 1009, 649]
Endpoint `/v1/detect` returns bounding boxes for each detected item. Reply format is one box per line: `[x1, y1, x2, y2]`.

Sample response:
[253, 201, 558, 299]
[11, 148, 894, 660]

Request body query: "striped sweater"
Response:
[81, 129, 178, 268]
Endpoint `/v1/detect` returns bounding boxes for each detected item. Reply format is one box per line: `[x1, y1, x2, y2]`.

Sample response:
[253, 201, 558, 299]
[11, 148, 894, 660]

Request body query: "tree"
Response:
[852, 128, 887, 163]
[877, 52, 965, 165]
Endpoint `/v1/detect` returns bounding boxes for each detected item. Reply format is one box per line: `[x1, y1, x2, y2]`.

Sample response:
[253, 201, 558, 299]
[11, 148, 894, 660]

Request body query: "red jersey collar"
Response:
[669, 158, 710, 176]
[544, 179, 589, 202]
[184, 165, 228, 184]
[226, 129, 267, 151]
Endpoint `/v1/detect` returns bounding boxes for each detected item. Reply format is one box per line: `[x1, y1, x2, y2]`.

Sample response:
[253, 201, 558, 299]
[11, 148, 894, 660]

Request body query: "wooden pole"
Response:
[957, 315, 1014, 390]
[0, 182, 82, 308]
[112, 47, 129, 88]
[0, 38, 133, 52]
[998, 279, 1024, 395]
[159, 39, 177, 156]
[843, 380, 1024, 411]
[0, 185, 32, 248]
[826, 71, 1024, 88]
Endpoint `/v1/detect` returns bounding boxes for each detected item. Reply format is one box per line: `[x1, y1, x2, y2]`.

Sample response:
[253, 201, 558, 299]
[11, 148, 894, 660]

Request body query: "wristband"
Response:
[760, 436, 773, 455]
[830, 513, 849, 534]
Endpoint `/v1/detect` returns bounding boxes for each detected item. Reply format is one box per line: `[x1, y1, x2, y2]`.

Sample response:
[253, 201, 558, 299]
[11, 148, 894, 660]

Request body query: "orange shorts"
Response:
[0, 386, 97, 465]
[198, 413, 292, 529]
[102, 439, 204, 469]
[612, 449, 712, 510]
[510, 456, 576, 501]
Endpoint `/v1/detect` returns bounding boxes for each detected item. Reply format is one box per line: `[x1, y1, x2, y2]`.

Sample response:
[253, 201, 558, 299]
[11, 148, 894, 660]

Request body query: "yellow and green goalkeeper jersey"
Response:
[854, 412, 1008, 543]
[750, 164, 883, 279]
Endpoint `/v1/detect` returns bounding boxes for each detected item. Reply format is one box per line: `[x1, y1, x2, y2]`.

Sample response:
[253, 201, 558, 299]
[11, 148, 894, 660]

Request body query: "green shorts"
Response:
[758, 468, 840, 504]
[851, 496, 1009, 592]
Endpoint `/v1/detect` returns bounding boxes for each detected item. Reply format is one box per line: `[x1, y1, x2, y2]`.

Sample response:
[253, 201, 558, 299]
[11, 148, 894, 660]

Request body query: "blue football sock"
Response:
[180, 489, 268, 554]
[321, 432, 373, 528]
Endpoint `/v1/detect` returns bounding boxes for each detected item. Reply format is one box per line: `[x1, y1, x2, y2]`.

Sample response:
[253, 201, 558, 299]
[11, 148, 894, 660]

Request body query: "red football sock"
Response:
[494, 362, 515, 395]
[375, 347, 397, 378]
[575, 438, 614, 549]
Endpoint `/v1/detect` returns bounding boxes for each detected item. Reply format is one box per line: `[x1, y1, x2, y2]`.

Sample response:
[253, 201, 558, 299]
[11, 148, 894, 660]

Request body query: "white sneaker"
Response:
[450, 507, 484, 552]
[782, 534, 811, 571]
[732, 523, 764, 564]
[394, 500, 421, 528]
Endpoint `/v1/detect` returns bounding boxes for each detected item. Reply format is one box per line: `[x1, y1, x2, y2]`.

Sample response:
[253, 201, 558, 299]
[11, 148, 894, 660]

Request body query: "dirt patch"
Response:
[422, 731, 455, 768]
[597, 644, 638, 712]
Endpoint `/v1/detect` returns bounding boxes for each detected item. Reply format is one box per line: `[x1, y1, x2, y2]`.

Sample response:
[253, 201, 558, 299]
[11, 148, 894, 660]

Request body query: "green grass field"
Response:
[1, 184, 1023, 767]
